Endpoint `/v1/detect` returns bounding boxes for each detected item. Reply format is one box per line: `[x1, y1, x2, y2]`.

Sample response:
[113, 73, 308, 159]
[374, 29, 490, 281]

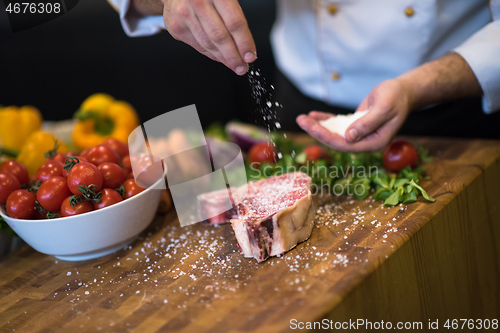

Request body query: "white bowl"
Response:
[0, 177, 164, 261]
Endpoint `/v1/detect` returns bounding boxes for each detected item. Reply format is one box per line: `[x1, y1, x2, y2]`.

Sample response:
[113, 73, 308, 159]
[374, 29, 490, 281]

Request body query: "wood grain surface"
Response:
[1, 137, 499, 333]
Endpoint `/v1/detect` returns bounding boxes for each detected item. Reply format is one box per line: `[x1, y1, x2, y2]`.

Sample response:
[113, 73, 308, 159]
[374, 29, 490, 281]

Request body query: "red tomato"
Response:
[80, 147, 91, 158]
[47, 153, 67, 165]
[123, 178, 145, 199]
[86, 144, 121, 166]
[93, 188, 123, 210]
[62, 156, 88, 178]
[36, 176, 71, 212]
[0, 161, 30, 185]
[35, 161, 64, 182]
[302, 145, 326, 162]
[134, 155, 164, 188]
[67, 162, 103, 196]
[122, 155, 132, 169]
[248, 142, 276, 166]
[383, 139, 419, 172]
[103, 138, 129, 158]
[60, 196, 94, 217]
[121, 155, 132, 176]
[6, 190, 36, 219]
[98, 163, 125, 189]
[63, 151, 80, 157]
[0, 172, 21, 205]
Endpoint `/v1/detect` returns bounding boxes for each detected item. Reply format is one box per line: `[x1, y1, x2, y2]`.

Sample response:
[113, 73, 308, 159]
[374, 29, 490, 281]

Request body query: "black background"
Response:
[0, 0, 277, 127]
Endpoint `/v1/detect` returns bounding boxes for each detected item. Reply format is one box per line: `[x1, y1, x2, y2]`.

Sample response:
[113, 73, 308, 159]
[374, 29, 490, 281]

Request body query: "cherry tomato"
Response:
[0, 160, 29, 185]
[35, 161, 64, 182]
[98, 163, 125, 189]
[103, 138, 129, 158]
[93, 188, 123, 210]
[36, 176, 71, 212]
[134, 155, 164, 188]
[383, 139, 419, 172]
[121, 155, 133, 176]
[60, 196, 93, 217]
[67, 162, 103, 196]
[123, 178, 145, 199]
[302, 145, 326, 162]
[6, 190, 36, 219]
[0, 172, 21, 205]
[80, 147, 91, 158]
[122, 155, 132, 169]
[86, 144, 121, 166]
[63, 151, 80, 157]
[62, 156, 88, 178]
[47, 153, 67, 165]
[248, 142, 276, 166]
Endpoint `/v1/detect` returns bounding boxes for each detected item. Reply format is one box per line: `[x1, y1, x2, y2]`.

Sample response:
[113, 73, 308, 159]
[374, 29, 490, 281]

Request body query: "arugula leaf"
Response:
[402, 191, 418, 204]
[393, 178, 410, 188]
[384, 190, 402, 206]
[410, 180, 436, 202]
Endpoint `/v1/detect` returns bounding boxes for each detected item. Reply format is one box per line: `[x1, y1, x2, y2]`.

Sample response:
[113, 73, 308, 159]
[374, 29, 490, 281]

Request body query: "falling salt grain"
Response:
[67, 272, 72, 276]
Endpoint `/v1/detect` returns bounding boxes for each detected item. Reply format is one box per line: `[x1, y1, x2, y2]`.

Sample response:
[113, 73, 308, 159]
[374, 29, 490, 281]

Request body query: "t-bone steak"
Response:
[198, 172, 315, 262]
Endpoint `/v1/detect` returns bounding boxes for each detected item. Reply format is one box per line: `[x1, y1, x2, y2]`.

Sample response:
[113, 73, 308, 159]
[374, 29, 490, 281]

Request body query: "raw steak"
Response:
[231, 172, 315, 262]
[197, 188, 239, 225]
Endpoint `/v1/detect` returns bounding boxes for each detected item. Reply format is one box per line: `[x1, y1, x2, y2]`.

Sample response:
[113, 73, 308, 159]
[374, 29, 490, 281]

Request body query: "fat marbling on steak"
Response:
[198, 172, 315, 262]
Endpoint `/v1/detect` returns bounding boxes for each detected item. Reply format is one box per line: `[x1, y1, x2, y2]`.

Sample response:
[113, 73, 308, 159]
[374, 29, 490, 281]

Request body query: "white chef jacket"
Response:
[108, 0, 500, 114]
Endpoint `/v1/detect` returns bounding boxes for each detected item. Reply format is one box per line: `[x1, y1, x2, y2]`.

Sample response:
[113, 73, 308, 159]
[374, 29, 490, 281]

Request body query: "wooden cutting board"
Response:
[1, 137, 499, 333]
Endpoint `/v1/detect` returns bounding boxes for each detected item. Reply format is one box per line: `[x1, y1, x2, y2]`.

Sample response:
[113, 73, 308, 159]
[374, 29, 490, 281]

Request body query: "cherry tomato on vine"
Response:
[62, 156, 88, 178]
[60, 196, 94, 217]
[382, 139, 419, 172]
[248, 142, 276, 166]
[98, 163, 125, 189]
[86, 144, 121, 166]
[35, 161, 64, 182]
[6, 190, 36, 219]
[0, 172, 21, 205]
[93, 188, 123, 210]
[123, 178, 145, 199]
[47, 153, 67, 165]
[0, 160, 29, 185]
[103, 138, 129, 158]
[36, 176, 71, 212]
[67, 162, 103, 196]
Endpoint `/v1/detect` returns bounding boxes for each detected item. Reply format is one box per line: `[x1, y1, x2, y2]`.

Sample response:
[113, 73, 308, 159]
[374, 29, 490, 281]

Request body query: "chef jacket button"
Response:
[328, 4, 338, 15]
[405, 7, 415, 17]
[331, 72, 341, 81]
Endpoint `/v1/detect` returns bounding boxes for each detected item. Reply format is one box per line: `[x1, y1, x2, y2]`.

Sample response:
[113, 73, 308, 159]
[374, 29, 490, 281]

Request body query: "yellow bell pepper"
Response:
[72, 93, 139, 150]
[0, 105, 42, 150]
[17, 131, 68, 177]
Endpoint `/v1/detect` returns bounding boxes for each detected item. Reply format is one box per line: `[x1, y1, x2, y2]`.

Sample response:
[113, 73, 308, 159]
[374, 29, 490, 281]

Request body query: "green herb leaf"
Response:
[393, 178, 410, 188]
[410, 180, 435, 202]
[384, 190, 401, 206]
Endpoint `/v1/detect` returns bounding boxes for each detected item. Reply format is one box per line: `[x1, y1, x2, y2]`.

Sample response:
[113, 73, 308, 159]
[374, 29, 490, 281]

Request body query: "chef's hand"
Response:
[296, 79, 411, 152]
[296, 53, 483, 152]
[132, 0, 257, 75]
